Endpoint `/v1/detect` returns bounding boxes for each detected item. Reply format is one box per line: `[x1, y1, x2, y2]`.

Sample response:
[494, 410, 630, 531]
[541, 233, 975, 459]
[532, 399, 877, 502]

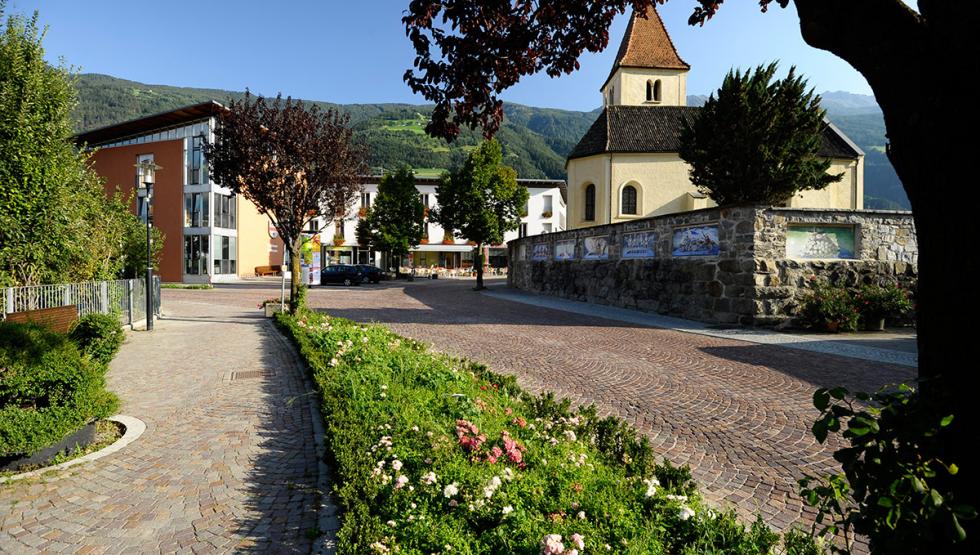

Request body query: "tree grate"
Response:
[230, 370, 273, 381]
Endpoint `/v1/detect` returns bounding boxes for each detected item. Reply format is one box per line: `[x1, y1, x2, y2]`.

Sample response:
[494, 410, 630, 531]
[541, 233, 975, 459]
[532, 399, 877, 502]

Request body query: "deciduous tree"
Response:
[433, 140, 527, 290]
[679, 62, 841, 205]
[204, 93, 365, 312]
[360, 168, 425, 272]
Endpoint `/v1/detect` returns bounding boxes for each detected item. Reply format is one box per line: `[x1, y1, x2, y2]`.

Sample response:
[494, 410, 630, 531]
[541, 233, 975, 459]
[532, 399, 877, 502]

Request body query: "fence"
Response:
[2, 277, 161, 329]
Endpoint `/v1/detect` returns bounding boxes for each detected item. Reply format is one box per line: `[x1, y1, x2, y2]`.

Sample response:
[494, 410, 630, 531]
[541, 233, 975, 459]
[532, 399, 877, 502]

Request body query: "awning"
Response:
[411, 244, 475, 253]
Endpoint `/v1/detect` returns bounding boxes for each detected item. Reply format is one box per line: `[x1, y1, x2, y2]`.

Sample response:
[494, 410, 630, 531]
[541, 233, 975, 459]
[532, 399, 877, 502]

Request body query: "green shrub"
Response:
[800, 385, 975, 553]
[798, 280, 860, 332]
[69, 313, 125, 366]
[278, 310, 820, 554]
[0, 322, 119, 457]
[854, 283, 913, 326]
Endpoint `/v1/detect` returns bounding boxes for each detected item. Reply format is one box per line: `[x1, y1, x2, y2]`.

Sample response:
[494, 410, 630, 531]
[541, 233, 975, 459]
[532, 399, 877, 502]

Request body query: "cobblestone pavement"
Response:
[0, 299, 322, 554]
[232, 277, 910, 533]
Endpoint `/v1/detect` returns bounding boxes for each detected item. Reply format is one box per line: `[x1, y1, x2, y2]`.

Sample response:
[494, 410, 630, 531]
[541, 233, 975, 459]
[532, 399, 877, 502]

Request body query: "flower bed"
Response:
[278, 311, 819, 554]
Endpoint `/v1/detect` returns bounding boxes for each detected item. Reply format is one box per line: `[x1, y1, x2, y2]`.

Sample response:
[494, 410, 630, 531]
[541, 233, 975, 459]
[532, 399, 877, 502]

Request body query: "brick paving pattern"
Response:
[0, 299, 320, 554]
[295, 278, 911, 532]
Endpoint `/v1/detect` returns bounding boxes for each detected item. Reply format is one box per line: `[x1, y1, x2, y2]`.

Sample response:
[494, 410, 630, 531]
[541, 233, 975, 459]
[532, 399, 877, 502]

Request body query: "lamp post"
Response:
[134, 160, 162, 330]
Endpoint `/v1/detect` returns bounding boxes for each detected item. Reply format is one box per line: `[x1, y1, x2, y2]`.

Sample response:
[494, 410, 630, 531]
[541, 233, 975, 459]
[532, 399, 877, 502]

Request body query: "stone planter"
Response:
[864, 317, 886, 332]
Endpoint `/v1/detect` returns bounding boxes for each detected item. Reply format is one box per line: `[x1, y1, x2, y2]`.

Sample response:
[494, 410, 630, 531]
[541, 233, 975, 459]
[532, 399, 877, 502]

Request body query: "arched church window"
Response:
[622, 185, 638, 215]
[646, 80, 654, 102]
[584, 184, 596, 221]
[653, 79, 662, 102]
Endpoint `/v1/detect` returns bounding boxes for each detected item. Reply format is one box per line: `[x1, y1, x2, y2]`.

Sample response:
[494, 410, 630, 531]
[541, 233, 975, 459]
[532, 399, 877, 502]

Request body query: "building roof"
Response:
[567, 105, 864, 161]
[75, 101, 227, 146]
[360, 175, 567, 201]
[602, 6, 689, 90]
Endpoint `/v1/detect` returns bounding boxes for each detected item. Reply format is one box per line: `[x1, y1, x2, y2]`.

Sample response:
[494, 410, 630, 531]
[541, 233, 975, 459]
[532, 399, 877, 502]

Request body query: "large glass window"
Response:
[187, 135, 207, 185]
[212, 235, 237, 275]
[622, 185, 638, 215]
[214, 194, 236, 229]
[184, 193, 209, 227]
[584, 184, 596, 221]
[543, 195, 553, 215]
[183, 235, 209, 275]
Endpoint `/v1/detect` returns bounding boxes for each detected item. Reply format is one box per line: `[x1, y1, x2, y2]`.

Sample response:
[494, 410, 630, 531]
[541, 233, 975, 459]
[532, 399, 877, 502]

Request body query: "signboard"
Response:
[302, 233, 322, 285]
[268, 220, 279, 239]
[786, 225, 856, 259]
[672, 225, 720, 257]
[531, 243, 550, 261]
[622, 231, 657, 259]
[583, 236, 609, 260]
[555, 240, 576, 261]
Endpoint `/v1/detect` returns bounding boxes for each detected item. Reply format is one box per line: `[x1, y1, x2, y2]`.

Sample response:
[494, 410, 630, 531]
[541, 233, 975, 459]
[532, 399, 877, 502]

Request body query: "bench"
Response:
[255, 265, 281, 276]
[4, 305, 79, 334]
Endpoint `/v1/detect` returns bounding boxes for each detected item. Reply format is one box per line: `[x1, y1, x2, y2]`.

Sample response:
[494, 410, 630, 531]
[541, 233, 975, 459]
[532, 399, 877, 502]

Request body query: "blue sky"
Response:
[12, 0, 876, 111]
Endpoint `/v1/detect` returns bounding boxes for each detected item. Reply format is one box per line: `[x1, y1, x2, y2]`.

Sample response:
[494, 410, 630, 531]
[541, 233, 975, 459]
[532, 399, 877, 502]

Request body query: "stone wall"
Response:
[508, 206, 917, 327]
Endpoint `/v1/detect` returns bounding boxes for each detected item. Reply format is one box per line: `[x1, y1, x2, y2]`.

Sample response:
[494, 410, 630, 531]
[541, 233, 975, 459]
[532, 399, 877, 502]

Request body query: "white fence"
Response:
[1, 277, 160, 329]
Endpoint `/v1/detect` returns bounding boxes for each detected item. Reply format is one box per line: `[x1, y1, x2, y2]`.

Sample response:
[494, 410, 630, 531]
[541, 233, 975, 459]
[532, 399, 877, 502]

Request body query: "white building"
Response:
[313, 175, 566, 270]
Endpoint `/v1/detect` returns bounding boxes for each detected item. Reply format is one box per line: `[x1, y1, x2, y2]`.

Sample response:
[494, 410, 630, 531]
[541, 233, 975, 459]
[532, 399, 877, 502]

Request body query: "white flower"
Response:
[443, 482, 459, 498]
[502, 468, 515, 481]
[394, 475, 409, 489]
[679, 506, 696, 521]
[571, 533, 585, 550]
[564, 430, 577, 441]
[502, 505, 514, 516]
[362, 336, 369, 343]
[381, 384, 388, 390]
[421, 471, 438, 485]
[490, 476, 502, 488]
[386, 520, 396, 527]
[577, 511, 586, 520]
[666, 494, 688, 502]
[643, 477, 660, 497]
[411, 425, 420, 432]
[392, 459, 403, 471]
[380, 392, 387, 399]
[376, 460, 386, 468]
[329, 358, 339, 367]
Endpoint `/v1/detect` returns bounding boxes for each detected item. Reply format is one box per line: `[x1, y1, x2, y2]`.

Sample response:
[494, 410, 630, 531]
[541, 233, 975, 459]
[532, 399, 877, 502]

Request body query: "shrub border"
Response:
[0, 415, 145, 484]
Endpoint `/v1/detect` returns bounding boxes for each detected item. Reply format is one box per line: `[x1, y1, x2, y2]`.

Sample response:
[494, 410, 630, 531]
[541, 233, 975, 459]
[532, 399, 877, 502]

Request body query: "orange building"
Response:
[77, 102, 284, 283]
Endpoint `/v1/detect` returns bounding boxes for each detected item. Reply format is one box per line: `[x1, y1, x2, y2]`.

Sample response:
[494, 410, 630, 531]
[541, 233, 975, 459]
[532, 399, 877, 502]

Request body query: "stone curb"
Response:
[0, 415, 146, 484]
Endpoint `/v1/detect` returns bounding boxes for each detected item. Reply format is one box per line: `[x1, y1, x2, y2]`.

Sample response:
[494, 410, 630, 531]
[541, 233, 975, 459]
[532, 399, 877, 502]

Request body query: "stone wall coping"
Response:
[767, 207, 913, 216]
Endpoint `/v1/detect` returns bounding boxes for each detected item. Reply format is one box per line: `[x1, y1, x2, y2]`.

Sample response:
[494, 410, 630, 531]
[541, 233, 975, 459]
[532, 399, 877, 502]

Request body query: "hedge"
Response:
[0, 321, 119, 457]
[278, 310, 822, 554]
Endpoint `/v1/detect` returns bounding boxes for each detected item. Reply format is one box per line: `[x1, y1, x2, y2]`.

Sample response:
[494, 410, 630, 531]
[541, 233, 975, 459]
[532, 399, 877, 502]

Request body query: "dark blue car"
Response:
[320, 264, 362, 286]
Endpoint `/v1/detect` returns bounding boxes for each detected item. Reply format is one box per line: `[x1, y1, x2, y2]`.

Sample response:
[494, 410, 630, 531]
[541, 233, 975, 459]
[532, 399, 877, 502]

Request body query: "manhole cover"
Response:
[230, 370, 272, 381]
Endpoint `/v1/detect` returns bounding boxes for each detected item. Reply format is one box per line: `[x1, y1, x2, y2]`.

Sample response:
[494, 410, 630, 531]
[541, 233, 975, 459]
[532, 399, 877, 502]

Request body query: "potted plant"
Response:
[541, 210, 553, 218]
[798, 279, 860, 333]
[358, 207, 368, 218]
[855, 283, 914, 330]
[442, 237, 455, 245]
[420, 238, 430, 245]
[333, 236, 346, 246]
[259, 298, 284, 317]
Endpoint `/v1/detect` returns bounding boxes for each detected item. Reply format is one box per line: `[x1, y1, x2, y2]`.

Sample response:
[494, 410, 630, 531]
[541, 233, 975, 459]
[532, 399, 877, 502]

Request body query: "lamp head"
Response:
[134, 160, 163, 188]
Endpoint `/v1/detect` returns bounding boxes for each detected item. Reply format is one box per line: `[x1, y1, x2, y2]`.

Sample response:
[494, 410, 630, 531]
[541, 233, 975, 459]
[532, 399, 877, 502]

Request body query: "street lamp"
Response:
[134, 160, 162, 330]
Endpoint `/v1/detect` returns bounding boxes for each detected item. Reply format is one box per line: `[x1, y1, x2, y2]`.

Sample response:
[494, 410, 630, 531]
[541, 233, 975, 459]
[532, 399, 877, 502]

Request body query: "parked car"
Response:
[320, 264, 363, 286]
[355, 264, 383, 284]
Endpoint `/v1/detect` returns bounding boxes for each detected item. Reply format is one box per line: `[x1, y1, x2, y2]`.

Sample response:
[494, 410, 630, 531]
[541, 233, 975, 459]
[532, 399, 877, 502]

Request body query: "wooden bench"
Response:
[4, 305, 79, 334]
[255, 265, 281, 276]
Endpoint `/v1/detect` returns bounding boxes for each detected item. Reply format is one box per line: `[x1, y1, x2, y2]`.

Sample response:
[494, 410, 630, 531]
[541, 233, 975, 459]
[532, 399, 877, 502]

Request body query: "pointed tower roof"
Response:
[602, 6, 689, 90]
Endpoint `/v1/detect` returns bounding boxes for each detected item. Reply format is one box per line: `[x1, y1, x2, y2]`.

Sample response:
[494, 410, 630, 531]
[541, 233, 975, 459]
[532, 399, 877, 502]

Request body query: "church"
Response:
[565, 7, 865, 230]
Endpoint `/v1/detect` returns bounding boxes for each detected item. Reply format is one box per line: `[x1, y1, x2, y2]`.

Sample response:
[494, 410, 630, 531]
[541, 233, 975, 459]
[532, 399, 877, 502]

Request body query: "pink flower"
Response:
[541, 534, 565, 555]
[571, 534, 585, 550]
[394, 475, 409, 489]
[487, 446, 503, 464]
[512, 417, 527, 428]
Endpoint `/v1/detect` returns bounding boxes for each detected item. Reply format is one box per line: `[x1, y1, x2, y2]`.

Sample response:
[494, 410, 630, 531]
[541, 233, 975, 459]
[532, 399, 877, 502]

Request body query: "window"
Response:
[187, 135, 207, 185]
[542, 195, 553, 216]
[335, 220, 344, 238]
[214, 194, 236, 229]
[422, 193, 430, 207]
[422, 222, 429, 241]
[622, 185, 638, 215]
[519, 223, 528, 238]
[584, 184, 596, 221]
[306, 219, 320, 233]
[361, 192, 371, 208]
[183, 235, 209, 275]
[646, 80, 662, 102]
[184, 193, 209, 227]
[212, 235, 237, 275]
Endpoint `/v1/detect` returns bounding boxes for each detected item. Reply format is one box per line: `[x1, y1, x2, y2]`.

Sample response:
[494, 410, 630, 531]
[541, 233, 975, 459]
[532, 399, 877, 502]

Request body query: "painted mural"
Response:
[672, 225, 720, 257]
[531, 243, 550, 261]
[622, 231, 657, 259]
[786, 225, 856, 259]
[555, 240, 576, 261]
[583, 236, 609, 260]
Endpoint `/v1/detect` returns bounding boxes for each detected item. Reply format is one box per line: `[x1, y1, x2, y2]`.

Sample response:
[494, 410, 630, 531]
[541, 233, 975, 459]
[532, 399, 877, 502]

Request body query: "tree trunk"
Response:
[289, 235, 303, 313]
[474, 242, 485, 290]
[791, 0, 980, 544]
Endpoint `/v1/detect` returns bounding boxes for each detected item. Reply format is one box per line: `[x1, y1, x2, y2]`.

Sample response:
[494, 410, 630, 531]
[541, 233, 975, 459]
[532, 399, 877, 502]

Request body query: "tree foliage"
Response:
[678, 63, 841, 205]
[0, 8, 149, 287]
[360, 167, 425, 262]
[433, 140, 527, 289]
[204, 93, 365, 311]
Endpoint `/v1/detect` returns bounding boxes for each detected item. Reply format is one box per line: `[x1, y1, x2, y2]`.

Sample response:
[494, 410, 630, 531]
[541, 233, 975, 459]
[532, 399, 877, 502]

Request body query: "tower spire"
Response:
[603, 6, 689, 91]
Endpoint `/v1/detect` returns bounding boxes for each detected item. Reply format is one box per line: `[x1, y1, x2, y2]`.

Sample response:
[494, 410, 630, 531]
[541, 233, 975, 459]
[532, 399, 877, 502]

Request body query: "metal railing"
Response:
[1, 277, 161, 329]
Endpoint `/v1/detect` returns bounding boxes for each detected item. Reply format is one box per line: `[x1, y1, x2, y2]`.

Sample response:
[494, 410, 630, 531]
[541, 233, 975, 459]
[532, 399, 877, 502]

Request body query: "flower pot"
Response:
[825, 320, 840, 333]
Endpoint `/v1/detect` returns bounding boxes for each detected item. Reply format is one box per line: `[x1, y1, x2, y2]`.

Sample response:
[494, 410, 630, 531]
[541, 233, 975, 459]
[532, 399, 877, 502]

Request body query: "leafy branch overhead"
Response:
[402, 0, 788, 141]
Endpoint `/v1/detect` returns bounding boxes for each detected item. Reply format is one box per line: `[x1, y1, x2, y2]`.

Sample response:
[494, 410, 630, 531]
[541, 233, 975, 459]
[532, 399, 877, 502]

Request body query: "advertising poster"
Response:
[622, 231, 657, 259]
[555, 240, 576, 261]
[672, 225, 720, 257]
[786, 226, 856, 259]
[583, 236, 609, 260]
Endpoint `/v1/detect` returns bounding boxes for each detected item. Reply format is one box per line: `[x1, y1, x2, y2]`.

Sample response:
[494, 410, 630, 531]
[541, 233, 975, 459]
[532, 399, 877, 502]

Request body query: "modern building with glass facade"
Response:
[77, 102, 285, 283]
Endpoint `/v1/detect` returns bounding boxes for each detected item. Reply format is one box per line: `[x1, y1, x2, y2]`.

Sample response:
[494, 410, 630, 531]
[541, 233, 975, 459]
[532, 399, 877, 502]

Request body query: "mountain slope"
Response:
[73, 74, 909, 208]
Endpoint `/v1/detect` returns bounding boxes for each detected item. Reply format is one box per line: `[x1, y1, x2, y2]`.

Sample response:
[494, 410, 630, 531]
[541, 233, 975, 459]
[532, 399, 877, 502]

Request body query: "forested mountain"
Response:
[73, 74, 908, 208]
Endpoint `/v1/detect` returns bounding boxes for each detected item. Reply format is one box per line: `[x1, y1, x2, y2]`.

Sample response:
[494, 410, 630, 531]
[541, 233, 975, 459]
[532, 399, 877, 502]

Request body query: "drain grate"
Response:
[230, 370, 272, 381]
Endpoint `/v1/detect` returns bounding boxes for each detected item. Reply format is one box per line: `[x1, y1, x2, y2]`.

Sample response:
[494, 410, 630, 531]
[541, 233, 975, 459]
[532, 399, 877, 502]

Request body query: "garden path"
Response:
[0, 299, 330, 554]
